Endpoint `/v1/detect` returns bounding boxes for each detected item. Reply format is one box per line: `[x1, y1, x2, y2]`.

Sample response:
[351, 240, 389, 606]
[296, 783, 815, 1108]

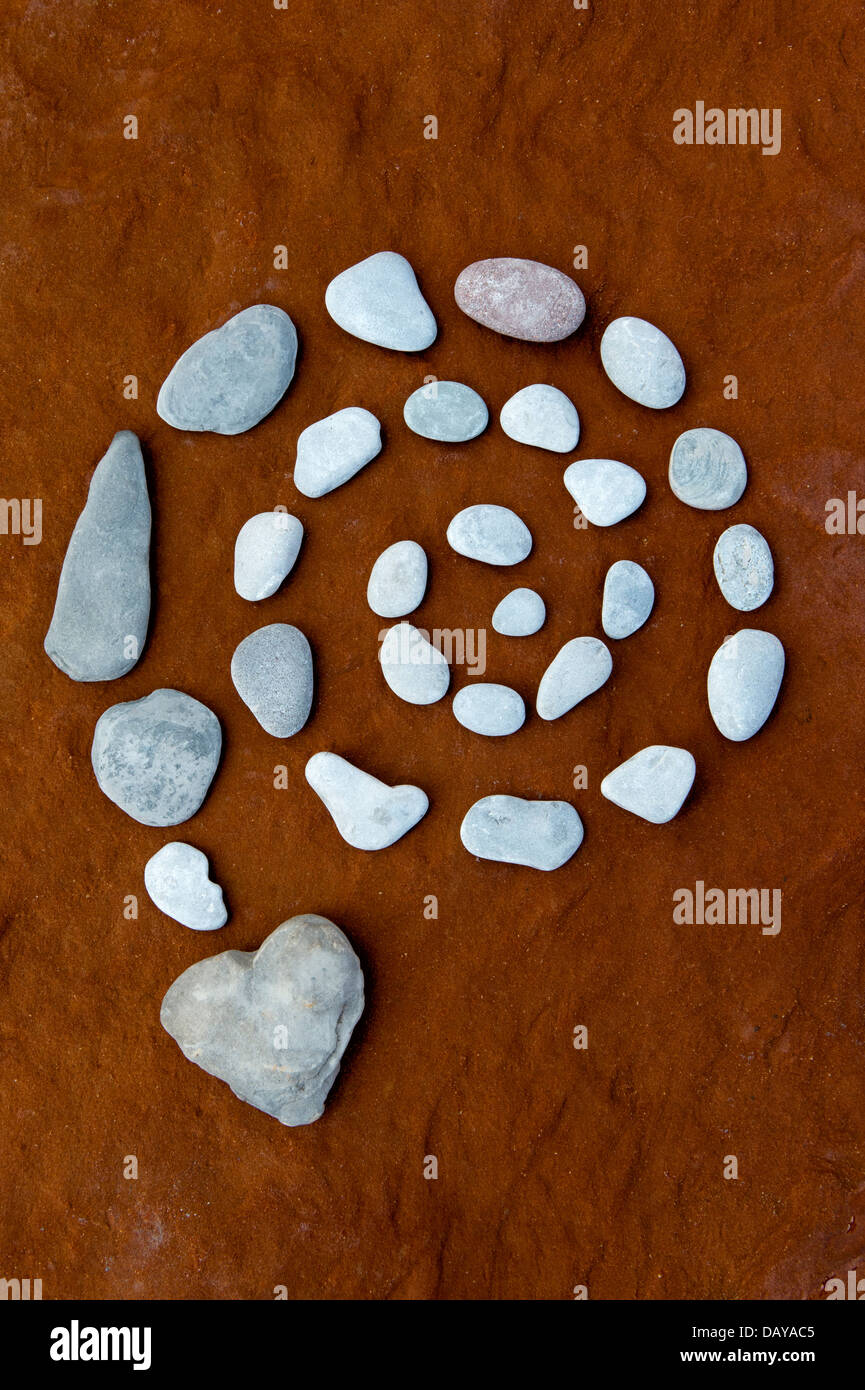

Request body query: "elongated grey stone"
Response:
[234, 511, 303, 601]
[231, 623, 313, 736]
[325, 251, 436, 351]
[403, 380, 488, 442]
[161, 914, 364, 1127]
[563, 458, 646, 527]
[45, 431, 150, 682]
[669, 428, 747, 510]
[602, 560, 654, 639]
[144, 842, 227, 931]
[305, 751, 428, 850]
[713, 524, 774, 611]
[492, 587, 545, 636]
[367, 540, 428, 618]
[157, 305, 297, 434]
[601, 746, 696, 823]
[454, 259, 585, 342]
[600, 316, 685, 408]
[294, 407, 381, 498]
[378, 622, 450, 705]
[92, 688, 221, 826]
[447, 504, 532, 565]
[452, 683, 525, 736]
[707, 629, 785, 741]
[460, 795, 584, 870]
[536, 637, 612, 720]
[500, 384, 579, 452]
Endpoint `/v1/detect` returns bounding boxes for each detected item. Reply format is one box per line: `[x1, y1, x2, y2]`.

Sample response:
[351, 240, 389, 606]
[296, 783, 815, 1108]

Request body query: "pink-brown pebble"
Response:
[454, 257, 586, 342]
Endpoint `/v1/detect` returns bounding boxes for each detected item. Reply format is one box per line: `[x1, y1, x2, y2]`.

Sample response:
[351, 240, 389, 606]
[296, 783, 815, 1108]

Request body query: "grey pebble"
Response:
[294, 407, 382, 498]
[305, 751, 428, 850]
[367, 540, 428, 618]
[325, 251, 436, 351]
[452, 683, 526, 737]
[460, 795, 584, 870]
[378, 622, 450, 705]
[707, 629, 785, 741]
[600, 315, 686, 409]
[713, 524, 774, 611]
[500, 383, 579, 453]
[447, 504, 532, 565]
[601, 745, 696, 824]
[144, 842, 227, 931]
[602, 560, 654, 639]
[669, 427, 747, 510]
[234, 511, 303, 601]
[231, 623, 313, 736]
[536, 636, 612, 720]
[403, 380, 488, 442]
[563, 458, 646, 527]
[492, 587, 546, 636]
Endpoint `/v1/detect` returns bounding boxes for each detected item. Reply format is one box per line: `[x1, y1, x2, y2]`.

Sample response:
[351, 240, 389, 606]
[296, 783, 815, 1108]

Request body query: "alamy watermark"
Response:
[673, 880, 781, 935]
[673, 103, 781, 156]
[0, 496, 41, 544]
[378, 624, 486, 676]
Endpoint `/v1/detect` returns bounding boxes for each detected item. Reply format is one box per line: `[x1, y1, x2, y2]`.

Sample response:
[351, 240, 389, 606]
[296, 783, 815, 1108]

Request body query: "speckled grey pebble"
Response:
[367, 540, 428, 618]
[536, 637, 612, 720]
[602, 560, 654, 639]
[305, 751, 428, 850]
[403, 380, 488, 442]
[460, 795, 584, 870]
[500, 384, 579, 452]
[325, 251, 436, 351]
[563, 458, 646, 527]
[447, 504, 532, 565]
[600, 316, 686, 409]
[707, 629, 785, 741]
[378, 622, 450, 705]
[601, 745, 696, 824]
[669, 427, 747, 510]
[492, 587, 545, 636]
[231, 623, 313, 736]
[452, 683, 525, 736]
[294, 407, 382, 498]
[234, 511, 303, 601]
[713, 524, 774, 611]
[144, 842, 227, 931]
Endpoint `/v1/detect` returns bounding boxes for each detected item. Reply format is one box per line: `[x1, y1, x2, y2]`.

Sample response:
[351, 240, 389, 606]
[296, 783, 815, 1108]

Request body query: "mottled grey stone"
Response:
[403, 380, 488, 442]
[293, 407, 381, 498]
[454, 259, 585, 342]
[378, 622, 450, 705]
[447, 504, 532, 565]
[713, 524, 774, 611]
[305, 751, 428, 850]
[157, 305, 297, 435]
[602, 560, 654, 639]
[536, 637, 612, 720]
[160, 914, 364, 1127]
[707, 629, 785, 741]
[499, 384, 579, 452]
[231, 624, 313, 736]
[234, 511, 303, 601]
[452, 683, 525, 736]
[44, 431, 150, 682]
[601, 745, 696, 824]
[144, 842, 227, 931]
[600, 316, 686, 409]
[325, 251, 436, 351]
[669, 427, 747, 510]
[460, 795, 584, 870]
[492, 587, 546, 636]
[92, 688, 222, 826]
[563, 458, 646, 527]
[367, 540, 428, 618]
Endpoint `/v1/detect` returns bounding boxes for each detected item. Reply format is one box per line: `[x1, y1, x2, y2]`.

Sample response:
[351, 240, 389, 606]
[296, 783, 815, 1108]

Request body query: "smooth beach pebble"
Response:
[379, 622, 450, 705]
[294, 407, 382, 498]
[234, 511, 303, 601]
[44, 431, 150, 682]
[144, 842, 227, 931]
[161, 914, 364, 1127]
[157, 305, 298, 435]
[91, 689, 221, 827]
[231, 623, 313, 736]
[452, 683, 525, 737]
[669, 427, 747, 510]
[600, 316, 686, 409]
[500, 384, 580, 453]
[601, 746, 696, 824]
[536, 636, 612, 720]
[602, 560, 654, 639]
[325, 251, 436, 351]
[713, 524, 774, 611]
[367, 540, 428, 618]
[707, 629, 785, 741]
[563, 458, 646, 527]
[447, 504, 532, 565]
[460, 795, 584, 870]
[454, 258, 585, 342]
[305, 751, 428, 850]
[403, 381, 488, 442]
[492, 587, 545, 636]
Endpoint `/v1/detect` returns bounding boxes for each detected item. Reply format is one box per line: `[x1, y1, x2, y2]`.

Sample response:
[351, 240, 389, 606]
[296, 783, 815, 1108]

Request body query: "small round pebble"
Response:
[454, 258, 586, 342]
[601, 746, 696, 824]
[367, 540, 428, 618]
[144, 842, 227, 930]
[536, 637, 612, 720]
[713, 524, 774, 611]
[294, 407, 382, 498]
[492, 587, 545, 636]
[234, 511, 303, 601]
[452, 683, 525, 736]
[563, 458, 646, 527]
[669, 427, 747, 510]
[707, 629, 785, 741]
[447, 504, 532, 565]
[600, 316, 686, 409]
[325, 251, 436, 351]
[460, 795, 584, 870]
[379, 622, 450, 705]
[231, 623, 313, 736]
[500, 384, 579, 453]
[602, 560, 654, 639]
[403, 381, 488, 442]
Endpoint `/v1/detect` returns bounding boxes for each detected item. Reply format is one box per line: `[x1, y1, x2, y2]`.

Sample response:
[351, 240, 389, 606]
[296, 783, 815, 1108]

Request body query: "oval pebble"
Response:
[563, 458, 646, 527]
[707, 629, 785, 741]
[600, 316, 685, 409]
[294, 407, 381, 498]
[403, 381, 488, 442]
[713, 524, 774, 611]
[460, 795, 584, 870]
[379, 622, 450, 705]
[234, 511, 303, 601]
[500, 384, 579, 453]
[144, 842, 228, 931]
[325, 251, 436, 351]
[452, 683, 525, 737]
[669, 427, 747, 510]
[537, 636, 612, 720]
[601, 746, 696, 824]
[367, 540, 428, 618]
[454, 258, 585, 342]
[305, 751, 428, 850]
[447, 504, 532, 565]
[492, 587, 545, 636]
[602, 560, 654, 639]
[231, 623, 313, 736]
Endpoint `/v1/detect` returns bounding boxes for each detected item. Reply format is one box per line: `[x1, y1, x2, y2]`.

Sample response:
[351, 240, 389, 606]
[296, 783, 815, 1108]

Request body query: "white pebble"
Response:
[452, 683, 525, 736]
[602, 560, 654, 639]
[460, 796, 584, 870]
[537, 636, 612, 720]
[713, 524, 773, 611]
[379, 622, 450, 704]
[234, 511, 303, 601]
[145, 842, 227, 930]
[601, 746, 696, 823]
[500, 384, 579, 453]
[294, 407, 381, 498]
[305, 752, 428, 850]
[707, 629, 784, 741]
[600, 315, 686, 409]
[447, 504, 532, 565]
[367, 540, 428, 618]
[563, 458, 646, 526]
[492, 587, 545, 636]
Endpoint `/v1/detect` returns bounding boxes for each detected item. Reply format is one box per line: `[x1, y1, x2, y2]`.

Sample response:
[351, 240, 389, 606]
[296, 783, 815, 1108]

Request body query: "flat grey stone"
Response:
[157, 305, 297, 435]
[161, 913, 364, 1127]
[367, 540, 428, 618]
[234, 511, 303, 601]
[144, 842, 227, 931]
[492, 587, 545, 636]
[231, 624, 313, 736]
[707, 629, 785, 741]
[602, 560, 654, 639]
[325, 251, 436, 351]
[305, 751, 428, 850]
[713, 524, 774, 611]
[454, 259, 586, 342]
[600, 316, 686, 409]
[500, 384, 579, 452]
[601, 745, 696, 823]
[452, 683, 525, 736]
[669, 428, 747, 510]
[403, 380, 488, 442]
[537, 636, 612, 720]
[92, 688, 221, 826]
[294, 407, 381, 498]
[460, 795, 584, 870]
[563, 458, 646, 527]
[379, 622, 450, 705]
[447, 504, 532, 565]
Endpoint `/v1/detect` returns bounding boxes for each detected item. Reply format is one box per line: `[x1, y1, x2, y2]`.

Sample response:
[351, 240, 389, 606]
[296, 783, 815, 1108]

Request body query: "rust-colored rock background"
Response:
[1, 1, 864, 1300]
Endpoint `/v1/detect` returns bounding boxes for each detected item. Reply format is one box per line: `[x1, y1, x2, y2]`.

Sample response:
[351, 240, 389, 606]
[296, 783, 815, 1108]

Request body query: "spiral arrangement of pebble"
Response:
[43, 251, 785, 1125]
